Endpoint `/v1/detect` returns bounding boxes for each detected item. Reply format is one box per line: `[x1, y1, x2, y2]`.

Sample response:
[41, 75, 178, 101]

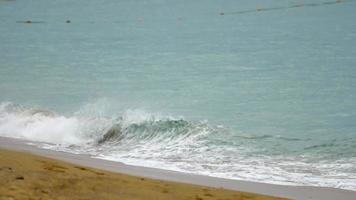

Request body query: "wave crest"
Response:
[97, 118, 209, 145]
[0, 102, 213, 147]
[0, 102, 108, 144]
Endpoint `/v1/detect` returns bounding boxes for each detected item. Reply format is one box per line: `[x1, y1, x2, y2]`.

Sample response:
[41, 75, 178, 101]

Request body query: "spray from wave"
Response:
[0, 101, 355, 191]
[0, 102, 112, 145]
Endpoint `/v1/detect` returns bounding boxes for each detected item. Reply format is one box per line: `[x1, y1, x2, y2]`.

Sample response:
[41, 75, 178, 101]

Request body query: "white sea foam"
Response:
[1, 101, 356, 191]
[0, 102, 82, 144]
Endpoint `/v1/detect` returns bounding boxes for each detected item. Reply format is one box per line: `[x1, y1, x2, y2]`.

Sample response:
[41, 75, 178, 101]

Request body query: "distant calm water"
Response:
[1, 0, 356, 190]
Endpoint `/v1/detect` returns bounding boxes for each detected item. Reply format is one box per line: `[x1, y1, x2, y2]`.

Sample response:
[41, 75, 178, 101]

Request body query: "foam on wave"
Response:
[1, 101, 356, 191]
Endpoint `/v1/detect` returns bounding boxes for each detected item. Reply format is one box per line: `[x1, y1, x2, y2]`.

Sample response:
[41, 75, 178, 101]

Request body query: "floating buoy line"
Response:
[220, 0, 351, 15]
[4, 0, 355, 24]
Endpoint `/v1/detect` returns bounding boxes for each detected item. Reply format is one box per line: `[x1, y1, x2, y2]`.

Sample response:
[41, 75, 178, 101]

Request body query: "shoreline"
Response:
[0, 148, 282, 200]
[1, 136, 356, 200]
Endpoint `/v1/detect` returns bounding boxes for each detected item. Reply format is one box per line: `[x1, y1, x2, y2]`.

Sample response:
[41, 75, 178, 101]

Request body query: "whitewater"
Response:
[1, 102, 355, 190]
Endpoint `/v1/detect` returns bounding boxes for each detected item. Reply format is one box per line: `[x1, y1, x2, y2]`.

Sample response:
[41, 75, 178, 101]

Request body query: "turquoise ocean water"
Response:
[1, 0, 356, 190]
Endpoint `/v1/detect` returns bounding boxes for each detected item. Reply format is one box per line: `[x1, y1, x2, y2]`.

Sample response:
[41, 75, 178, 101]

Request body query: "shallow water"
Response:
[1, 0, 356, 190]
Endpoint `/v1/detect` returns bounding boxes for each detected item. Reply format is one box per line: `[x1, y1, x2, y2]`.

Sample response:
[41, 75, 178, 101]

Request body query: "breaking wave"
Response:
[1, 101, 356, 191]
[0, 101, 213, 148]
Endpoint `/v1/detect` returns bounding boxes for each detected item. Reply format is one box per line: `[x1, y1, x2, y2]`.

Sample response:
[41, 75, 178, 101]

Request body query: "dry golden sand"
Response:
[0, 149, 286, 200]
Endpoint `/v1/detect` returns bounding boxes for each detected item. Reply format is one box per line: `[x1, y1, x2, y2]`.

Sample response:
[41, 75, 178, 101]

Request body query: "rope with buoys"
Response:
[219, 0, 352, 16]
[7, 0, 355, 24]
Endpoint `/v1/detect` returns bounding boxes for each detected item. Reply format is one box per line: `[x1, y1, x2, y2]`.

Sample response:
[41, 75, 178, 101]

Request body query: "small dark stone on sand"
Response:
[195, 195, 203, 200]
[15, 176, 24, 180]
[0, 167, 12, 171]
[74, 166, 87, 170]
[41, 189, 49, 194]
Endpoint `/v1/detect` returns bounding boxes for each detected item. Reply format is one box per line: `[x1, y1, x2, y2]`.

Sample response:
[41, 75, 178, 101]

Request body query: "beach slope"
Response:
[0, 148, 283, 200]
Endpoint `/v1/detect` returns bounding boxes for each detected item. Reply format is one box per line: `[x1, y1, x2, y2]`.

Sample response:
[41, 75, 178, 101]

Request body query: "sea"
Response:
[1, 0, 356, 190]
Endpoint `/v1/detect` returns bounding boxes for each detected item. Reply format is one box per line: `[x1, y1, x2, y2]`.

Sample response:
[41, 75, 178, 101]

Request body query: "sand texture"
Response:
[0, 149, 285, 200]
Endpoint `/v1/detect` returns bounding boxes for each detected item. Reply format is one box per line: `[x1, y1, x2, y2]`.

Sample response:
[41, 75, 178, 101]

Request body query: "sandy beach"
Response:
[0, 148, 285, 200]
[0, 137, 356, 200]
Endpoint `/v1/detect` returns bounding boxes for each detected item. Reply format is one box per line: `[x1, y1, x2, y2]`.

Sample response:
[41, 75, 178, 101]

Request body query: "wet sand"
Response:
[0, 148, 283, 200]
[1, 137, 356, 200]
